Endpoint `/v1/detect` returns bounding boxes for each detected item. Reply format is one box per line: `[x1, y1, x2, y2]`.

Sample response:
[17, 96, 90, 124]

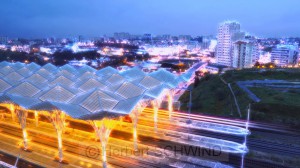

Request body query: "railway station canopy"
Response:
[0, 61, 200, 120]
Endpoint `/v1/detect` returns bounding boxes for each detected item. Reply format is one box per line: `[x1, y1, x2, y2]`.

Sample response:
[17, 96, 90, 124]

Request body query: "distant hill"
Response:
[179, 68, 300, 128]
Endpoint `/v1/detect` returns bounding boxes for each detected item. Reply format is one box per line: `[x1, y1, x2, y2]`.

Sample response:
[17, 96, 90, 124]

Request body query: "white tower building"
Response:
[216, 21, 244, 67]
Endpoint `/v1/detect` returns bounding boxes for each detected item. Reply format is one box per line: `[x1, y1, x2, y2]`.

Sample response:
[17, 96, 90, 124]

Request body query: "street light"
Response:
[241, 104, 251, 168]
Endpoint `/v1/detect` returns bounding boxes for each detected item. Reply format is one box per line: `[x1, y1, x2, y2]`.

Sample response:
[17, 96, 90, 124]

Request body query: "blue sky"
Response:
[0, 0, 299, 38]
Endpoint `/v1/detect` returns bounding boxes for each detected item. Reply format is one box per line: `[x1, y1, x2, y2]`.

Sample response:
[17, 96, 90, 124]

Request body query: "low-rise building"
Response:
[271, 44, 299, 67]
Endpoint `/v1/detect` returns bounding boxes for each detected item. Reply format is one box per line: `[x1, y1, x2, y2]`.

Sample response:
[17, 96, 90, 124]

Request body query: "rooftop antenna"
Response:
[246, 104, 251, 131]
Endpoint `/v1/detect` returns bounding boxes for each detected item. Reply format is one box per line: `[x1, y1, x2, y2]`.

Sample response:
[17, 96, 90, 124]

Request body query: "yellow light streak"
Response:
[90, 118, 119, 168]
[168, 91, 173, 119]
[22, 128, 28, 150]
[34, 111, 38, 127]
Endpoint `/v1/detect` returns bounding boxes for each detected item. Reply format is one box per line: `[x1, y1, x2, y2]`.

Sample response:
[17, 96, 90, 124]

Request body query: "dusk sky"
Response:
[0, 0, 299, 38]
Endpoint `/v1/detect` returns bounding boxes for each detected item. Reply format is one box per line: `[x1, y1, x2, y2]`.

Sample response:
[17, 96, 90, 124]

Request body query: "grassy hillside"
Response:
[179, 69, 300, 128]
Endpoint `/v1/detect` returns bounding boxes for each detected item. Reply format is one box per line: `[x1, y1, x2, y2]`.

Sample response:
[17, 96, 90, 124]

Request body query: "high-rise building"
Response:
[271, 44, 299, 66]
[162, 34, 171, 41]
[143, 34, 152, 42]
[178, 35, 192, 42]
[233, 41, 259, 68]
[216, 21, 245, 67]
[78, 35, 84, 42]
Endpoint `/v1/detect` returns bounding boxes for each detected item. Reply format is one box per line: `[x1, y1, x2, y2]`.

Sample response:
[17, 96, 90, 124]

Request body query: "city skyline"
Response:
[1, 0, 300, 38]
[1, 1, 300, 168]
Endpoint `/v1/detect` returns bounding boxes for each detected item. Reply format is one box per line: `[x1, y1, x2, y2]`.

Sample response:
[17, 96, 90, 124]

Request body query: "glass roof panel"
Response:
[4, 72, 24, 85]
[78, 65, 96, 74]
[26, 62, 41, 71]
[24, 73, 48, 85]
[0, 78, 11, 93]
[17, 67, 33, 77]
[138, 76, 162, 89]
[59, 64, 77, 74]
[55, 70, 76, 79]
[115, 82, 145, 99]
[7, 82, 41, 97]
[11, 62, 25, 70]
[49, 76, 74, 87]
[96, 66, 119, 78]
[0, 66, 15, 75]
[0, 61, 10, 67]
[36, 68, 53, 78]
[106, 74, 126, 85]
[77, 78, 106, 92]
[39, 85, 76, 103]
[42, 63, 58, 72]
[121, 67, 146, 80]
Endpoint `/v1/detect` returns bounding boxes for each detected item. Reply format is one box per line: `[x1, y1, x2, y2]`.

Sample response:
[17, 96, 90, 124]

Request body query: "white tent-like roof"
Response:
[0, 61, 195, 120]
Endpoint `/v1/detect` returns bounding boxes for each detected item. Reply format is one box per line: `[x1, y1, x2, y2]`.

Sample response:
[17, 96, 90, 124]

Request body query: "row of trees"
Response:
[52, 50, 100, 66]
[0, 50, 46, 65]
[52, 50, 150, 67]
[254, 62, 276, 69]
[0, 49, 149, 68]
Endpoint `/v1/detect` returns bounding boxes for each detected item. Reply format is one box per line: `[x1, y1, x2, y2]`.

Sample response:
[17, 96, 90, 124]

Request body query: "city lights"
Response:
[0, 2, 299, 167]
